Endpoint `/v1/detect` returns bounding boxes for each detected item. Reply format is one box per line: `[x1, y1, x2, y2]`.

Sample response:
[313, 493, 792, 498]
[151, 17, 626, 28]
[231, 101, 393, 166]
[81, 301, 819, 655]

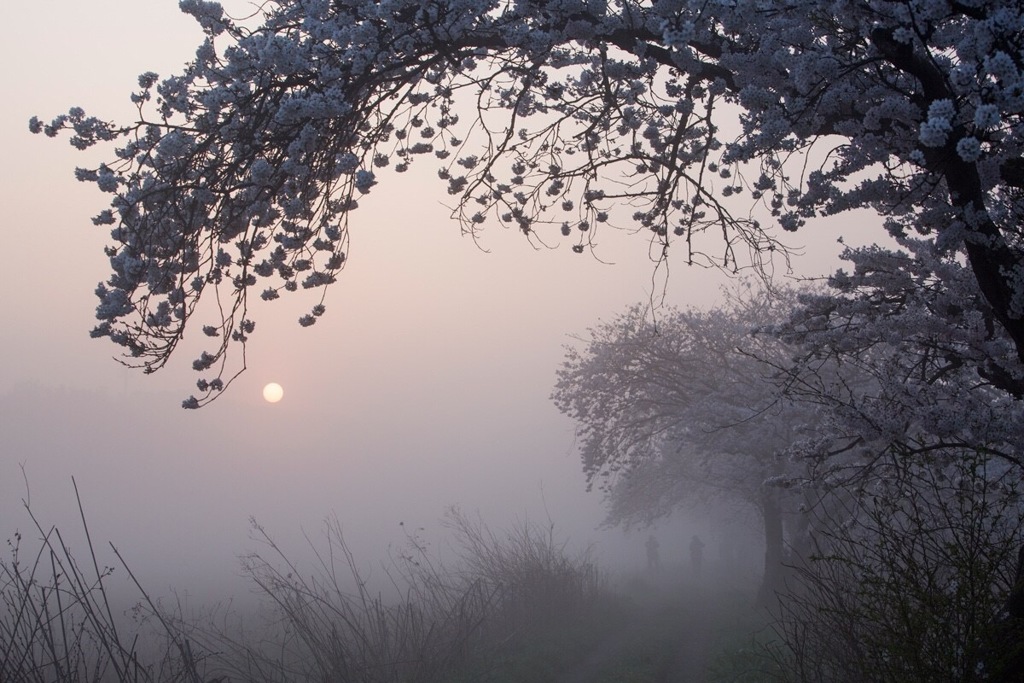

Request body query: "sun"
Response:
[262, 382, 284, 403]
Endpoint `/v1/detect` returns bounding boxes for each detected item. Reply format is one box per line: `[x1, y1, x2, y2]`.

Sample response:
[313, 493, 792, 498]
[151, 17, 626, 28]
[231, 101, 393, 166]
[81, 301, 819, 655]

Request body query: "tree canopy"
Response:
[552, 289, 805, 514]
[773, 239, 1024, 481]
[551, 287, 821, 599]
[35, 0, 1024, 405]
[554, 266, 1024, 620]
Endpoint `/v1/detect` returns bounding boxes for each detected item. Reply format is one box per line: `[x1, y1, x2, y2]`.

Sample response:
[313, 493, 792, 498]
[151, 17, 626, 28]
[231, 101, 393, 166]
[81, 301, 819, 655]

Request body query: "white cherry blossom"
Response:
[33, 0, 1024, 405]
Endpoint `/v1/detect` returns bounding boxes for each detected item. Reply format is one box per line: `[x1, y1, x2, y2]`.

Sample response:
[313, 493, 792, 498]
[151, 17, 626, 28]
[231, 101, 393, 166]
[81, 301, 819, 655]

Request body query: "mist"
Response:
[0, 0, 876, 679]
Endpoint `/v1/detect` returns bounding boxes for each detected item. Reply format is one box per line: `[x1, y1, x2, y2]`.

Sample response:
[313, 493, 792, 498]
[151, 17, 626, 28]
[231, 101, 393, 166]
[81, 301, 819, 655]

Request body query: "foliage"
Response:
[442, 507, 604, 634]
[5, 482, 793, 682]
[558, 247, 1024, 675]
[552, 285, 812, 525]
[749, 242, 1024, 679]
[34, 0, 1024, 404]
[771, 450, 1024, 683]
[552, 286, 824, 604]
[3, 488, 621, 683]
[764, 239, 1024, 551]
[176, 515, 494, 682]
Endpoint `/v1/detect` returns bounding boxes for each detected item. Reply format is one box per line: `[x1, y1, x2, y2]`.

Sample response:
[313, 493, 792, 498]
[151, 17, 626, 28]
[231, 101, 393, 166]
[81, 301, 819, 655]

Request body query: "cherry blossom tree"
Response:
[773, 237, 1024, 481]
[761, 240, 1024, 678]
[34, 0, 1024, 405]
[551, 287, 821, 601]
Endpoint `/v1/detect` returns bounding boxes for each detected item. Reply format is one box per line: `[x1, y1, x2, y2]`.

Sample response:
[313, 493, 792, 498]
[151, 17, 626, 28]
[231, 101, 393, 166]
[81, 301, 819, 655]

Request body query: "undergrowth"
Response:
[3, 487, 768, 683]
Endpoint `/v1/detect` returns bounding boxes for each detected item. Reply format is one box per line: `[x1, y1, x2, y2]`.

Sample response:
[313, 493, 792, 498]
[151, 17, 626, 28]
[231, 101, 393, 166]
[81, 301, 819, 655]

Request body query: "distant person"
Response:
[690, 535, 705, 576]
[646, 534, 661, 571]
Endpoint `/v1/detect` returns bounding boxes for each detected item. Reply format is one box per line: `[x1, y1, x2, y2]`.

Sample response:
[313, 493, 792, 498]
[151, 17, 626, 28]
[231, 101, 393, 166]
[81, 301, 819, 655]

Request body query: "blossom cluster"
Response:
[34, 0, 1024, 405]
[775, 238, 1024, 478]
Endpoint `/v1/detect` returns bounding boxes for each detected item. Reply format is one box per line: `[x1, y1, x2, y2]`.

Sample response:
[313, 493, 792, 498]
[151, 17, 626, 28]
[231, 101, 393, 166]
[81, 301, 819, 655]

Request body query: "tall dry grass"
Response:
[3, 491, 605, 683]
[1, 480, 202, 683]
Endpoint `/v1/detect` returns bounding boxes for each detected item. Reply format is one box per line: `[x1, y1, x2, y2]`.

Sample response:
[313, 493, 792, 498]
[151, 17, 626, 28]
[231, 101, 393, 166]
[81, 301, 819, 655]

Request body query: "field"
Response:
[2, 495, 776, 683]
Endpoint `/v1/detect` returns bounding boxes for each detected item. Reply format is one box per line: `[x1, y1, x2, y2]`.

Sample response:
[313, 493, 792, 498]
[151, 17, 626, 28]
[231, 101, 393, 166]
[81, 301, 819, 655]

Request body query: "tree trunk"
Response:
[757, 488, 786, 607]
[872, 27, 1024, 384]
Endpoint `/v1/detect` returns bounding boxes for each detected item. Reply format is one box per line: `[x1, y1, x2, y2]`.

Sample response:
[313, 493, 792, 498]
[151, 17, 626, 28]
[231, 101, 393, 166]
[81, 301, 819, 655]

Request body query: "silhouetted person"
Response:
[690, 535, 705, 577]
[646, 534, 660, 571]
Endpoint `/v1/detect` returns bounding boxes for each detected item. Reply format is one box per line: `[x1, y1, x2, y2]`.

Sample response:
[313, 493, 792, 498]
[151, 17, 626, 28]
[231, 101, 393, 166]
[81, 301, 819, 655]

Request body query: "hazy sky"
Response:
[0, 0, 882, 604]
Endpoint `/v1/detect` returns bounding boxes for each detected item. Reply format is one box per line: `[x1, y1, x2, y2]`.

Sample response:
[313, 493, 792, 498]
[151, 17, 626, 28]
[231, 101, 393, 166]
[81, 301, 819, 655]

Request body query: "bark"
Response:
[872, 28, 1024, 379]
[757, 487, 786, 607]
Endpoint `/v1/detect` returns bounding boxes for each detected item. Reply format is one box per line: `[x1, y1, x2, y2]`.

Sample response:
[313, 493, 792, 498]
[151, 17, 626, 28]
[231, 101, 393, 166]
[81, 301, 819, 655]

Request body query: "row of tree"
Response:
[553, 244, 1024, 680]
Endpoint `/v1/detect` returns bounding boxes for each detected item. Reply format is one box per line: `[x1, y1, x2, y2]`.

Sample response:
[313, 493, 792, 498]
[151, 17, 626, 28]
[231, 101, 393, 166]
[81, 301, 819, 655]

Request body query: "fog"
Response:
[1, 0, 870, 631]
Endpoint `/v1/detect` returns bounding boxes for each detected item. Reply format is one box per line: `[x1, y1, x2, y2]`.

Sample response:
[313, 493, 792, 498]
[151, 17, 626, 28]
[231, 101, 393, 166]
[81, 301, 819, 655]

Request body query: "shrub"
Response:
[771, 452, 1024, 682]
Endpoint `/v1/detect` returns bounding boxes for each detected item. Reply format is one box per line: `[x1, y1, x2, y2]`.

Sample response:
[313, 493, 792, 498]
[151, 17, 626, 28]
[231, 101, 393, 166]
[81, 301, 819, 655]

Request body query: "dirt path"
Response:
[666, 590, 717, 682]
[563, 583, 728, 683]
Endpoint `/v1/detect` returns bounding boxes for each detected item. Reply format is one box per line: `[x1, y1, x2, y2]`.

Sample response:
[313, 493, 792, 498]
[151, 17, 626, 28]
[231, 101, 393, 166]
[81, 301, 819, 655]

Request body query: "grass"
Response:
[450, 573, 776, 683]
[1, 480, 194, 683]
[3, 489, 772, 683]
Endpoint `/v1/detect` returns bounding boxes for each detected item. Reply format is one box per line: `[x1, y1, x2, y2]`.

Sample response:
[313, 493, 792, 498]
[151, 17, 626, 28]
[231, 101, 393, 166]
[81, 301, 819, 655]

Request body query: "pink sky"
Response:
[0, 0, 878, 604]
